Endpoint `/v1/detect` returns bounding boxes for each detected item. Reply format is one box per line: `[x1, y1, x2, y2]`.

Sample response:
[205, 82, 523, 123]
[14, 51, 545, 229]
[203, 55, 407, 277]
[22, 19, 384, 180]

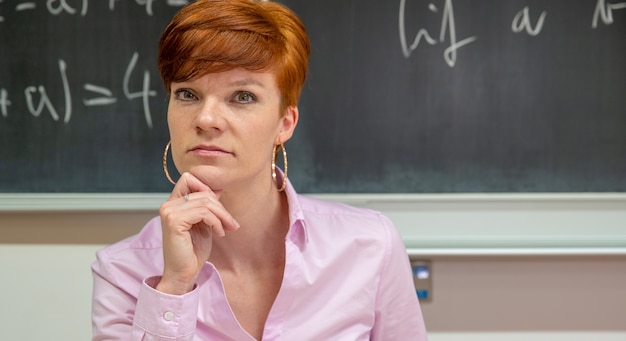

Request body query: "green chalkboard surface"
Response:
[1, 0, 625, 193]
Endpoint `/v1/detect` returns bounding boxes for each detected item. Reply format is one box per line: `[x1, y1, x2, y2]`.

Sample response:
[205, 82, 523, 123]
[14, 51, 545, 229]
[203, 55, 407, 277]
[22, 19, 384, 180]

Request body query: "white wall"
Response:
[1, 245, 625, 341]
[1, 193, 625, 340]
[0, 245, 97, 340]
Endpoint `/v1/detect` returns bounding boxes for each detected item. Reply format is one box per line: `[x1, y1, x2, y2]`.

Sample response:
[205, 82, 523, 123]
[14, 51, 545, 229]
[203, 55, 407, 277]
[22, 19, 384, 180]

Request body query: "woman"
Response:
[91, 0, 428, 340]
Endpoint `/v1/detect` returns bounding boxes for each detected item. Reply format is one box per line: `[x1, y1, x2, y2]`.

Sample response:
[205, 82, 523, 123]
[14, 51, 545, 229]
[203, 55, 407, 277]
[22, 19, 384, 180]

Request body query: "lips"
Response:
[189, 144, 233, 157]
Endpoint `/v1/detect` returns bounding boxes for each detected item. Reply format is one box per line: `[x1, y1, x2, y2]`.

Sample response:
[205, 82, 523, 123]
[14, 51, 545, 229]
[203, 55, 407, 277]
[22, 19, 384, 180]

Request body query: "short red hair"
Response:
[158, 0, 310, 115]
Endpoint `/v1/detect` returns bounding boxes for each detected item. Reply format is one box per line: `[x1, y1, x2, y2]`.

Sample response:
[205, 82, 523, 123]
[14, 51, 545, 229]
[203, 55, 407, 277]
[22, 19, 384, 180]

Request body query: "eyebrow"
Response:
[228, 78, 267, 88]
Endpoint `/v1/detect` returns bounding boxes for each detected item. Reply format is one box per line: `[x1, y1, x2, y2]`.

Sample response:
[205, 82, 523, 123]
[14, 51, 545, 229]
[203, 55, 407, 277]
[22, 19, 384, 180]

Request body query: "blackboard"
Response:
[1, 0, 625, 193]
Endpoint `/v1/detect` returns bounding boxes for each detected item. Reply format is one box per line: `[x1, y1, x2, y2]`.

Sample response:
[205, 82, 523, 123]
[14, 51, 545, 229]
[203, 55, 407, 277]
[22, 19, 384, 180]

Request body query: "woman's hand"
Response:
[156, 172, 240, 295]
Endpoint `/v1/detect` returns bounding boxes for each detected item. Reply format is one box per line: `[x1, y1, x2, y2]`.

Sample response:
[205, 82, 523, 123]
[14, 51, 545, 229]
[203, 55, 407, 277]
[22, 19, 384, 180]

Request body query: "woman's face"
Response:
[167, 68, 297, 193]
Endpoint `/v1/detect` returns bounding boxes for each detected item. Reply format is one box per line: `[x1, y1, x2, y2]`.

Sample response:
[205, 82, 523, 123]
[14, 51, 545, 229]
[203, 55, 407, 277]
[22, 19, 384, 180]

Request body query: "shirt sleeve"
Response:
[92, 260, 200, 340]
[370, 214, 429, 341]
[132, 277, 199, 340]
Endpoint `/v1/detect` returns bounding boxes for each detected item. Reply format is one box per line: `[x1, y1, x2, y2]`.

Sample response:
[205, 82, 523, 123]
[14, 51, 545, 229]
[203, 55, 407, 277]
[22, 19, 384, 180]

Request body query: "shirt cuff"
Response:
[133, 276, 200, 339]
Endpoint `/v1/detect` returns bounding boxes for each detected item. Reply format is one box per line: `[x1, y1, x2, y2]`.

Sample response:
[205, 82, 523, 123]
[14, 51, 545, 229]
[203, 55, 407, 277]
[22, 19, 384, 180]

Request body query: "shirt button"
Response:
[163, 311, 175, 321]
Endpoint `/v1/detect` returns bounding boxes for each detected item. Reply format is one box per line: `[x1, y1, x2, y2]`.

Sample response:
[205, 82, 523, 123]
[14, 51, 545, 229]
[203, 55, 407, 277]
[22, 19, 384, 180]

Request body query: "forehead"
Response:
[175, 68, 278, 90]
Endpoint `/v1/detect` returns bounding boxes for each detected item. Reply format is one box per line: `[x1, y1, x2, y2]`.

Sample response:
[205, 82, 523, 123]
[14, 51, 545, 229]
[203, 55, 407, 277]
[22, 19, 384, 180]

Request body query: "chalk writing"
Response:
[0, 53, 156, 128]
[24, 60, 72, 123]
[399, 0, 477, 67]
[47, 0, 85, 16]
[0, 88, 9, 118]
[512, 6, 547, 35]
[123, 52, 157, 129]
[16, 2, 36, 12]
[400, 0, 624, 66]
[1, 0, 624, 130]
[593, 0, 626, 28]
[0, 0, 188, 18]
[83, 84, 116, 106]
[125, 0, 155, 16]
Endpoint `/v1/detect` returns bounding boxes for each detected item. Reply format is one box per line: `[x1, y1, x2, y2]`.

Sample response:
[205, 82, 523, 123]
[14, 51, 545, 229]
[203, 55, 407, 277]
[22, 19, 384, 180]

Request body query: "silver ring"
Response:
[183, 193, 189, 201]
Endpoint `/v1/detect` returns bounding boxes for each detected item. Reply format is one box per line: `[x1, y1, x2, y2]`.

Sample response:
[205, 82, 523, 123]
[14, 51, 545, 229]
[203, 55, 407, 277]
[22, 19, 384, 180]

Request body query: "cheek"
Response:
[169, 142, 184, 172]
[239, 131, 273, 162]
[166, 116, 186, 169]
[167, 109, 191, 140]
[248, 123, 281, 148]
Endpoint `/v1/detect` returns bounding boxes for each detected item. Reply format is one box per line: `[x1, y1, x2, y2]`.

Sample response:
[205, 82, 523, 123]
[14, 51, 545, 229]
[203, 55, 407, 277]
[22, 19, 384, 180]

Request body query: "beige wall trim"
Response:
[1, 193, 625, 252]
[1, 192, 626, 211]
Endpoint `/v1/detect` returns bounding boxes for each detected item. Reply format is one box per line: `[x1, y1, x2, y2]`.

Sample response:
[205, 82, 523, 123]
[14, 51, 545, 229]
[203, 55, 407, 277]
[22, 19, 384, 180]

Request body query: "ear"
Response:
[276, 106, 299, 144]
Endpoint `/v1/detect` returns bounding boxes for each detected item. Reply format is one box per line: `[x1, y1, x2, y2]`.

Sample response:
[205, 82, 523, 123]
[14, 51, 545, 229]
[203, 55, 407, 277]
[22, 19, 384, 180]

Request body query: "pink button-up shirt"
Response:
[92, 180, 428, 340]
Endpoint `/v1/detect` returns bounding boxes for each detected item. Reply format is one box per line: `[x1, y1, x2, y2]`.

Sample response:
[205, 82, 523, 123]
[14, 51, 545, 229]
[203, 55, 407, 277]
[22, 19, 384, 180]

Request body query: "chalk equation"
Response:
[0, 0, 189, 20]
[0, 52, 157, 128]
[400, 0, 626, 67]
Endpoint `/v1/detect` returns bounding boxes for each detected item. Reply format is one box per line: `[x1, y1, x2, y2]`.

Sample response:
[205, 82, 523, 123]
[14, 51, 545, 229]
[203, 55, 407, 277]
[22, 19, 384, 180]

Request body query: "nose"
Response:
[194, 98, 228, 132]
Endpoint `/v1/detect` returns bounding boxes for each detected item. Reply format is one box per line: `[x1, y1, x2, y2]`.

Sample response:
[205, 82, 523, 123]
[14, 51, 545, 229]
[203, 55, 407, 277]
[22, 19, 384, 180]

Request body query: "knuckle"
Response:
[199, 196, 212, 206]
[160, 207, 179, 226]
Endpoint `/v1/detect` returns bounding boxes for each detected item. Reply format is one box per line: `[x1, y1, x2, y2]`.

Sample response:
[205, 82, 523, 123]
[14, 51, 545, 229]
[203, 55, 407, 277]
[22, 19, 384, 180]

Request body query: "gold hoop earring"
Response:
[163, 141, 177, 185]
[271, 143, 288, 192]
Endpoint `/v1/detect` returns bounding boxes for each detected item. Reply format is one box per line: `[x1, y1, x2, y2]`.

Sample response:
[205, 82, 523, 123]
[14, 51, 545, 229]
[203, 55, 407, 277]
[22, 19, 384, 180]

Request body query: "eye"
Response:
[233, 91, 256, 104]
[173, 89, 197, 101]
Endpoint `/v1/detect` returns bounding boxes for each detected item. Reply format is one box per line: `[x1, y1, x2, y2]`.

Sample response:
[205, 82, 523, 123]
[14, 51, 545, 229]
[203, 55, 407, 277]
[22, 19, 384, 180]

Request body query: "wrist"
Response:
[155, 275, 196, 295]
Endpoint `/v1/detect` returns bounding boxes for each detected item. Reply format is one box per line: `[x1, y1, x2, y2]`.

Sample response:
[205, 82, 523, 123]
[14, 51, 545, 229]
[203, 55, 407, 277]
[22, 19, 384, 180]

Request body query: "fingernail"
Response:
[232, 218, 241, 229]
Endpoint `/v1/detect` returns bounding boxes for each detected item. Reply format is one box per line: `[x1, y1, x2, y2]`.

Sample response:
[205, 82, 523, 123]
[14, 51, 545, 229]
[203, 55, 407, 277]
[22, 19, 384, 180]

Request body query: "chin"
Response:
[188, 165, 228, 190]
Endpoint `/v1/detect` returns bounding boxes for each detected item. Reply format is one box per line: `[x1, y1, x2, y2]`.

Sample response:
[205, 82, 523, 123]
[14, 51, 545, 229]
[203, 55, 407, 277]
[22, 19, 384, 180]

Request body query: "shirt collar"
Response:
[278, 168, 309, 248]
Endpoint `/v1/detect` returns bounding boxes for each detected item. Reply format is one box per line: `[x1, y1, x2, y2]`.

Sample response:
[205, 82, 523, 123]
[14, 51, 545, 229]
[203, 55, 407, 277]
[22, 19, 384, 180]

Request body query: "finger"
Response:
[183, 194, 240, 233]
[166, 172, 239, 233]
[174, 207, 225, 238]
[189, 222, 213, 240]
[207, 222, 226, 238]
[168, 172, 218, 201]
